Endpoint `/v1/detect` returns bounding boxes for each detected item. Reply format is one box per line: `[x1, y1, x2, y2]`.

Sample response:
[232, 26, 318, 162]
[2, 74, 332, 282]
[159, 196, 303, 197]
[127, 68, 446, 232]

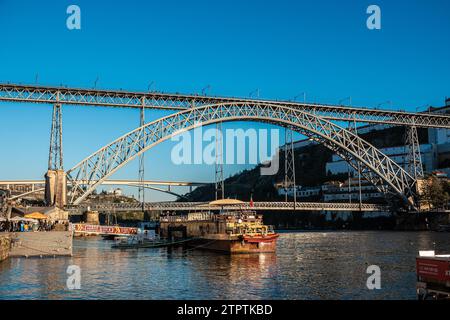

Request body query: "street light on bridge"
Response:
[293, 92, 306, 103]
[201, 85, 211, 96]
[249, 89, 260, 99]
[377, 100, 392, 109]
[94, 76, 99, 89]
[339, 96, 352, 106]
[148, 81, 155, 93]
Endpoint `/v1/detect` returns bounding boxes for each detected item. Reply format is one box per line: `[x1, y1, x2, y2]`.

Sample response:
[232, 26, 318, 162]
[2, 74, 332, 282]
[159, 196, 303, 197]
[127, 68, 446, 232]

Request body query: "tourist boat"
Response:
[416, 251, 450, 300]
[159, 199, 279, 254]
[243, 233, 279, 243]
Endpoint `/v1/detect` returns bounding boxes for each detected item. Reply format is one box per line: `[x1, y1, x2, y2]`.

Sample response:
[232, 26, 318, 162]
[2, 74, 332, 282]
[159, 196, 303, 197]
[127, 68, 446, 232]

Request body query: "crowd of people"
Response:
[0, 219, 55, 232]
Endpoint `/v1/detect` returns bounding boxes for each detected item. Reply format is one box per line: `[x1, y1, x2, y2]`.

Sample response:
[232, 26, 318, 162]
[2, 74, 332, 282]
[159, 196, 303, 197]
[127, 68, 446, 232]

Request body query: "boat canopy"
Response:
[24, 212, 49, 220]
[9, 217, 38, 223]
[209, 199, 244, 206]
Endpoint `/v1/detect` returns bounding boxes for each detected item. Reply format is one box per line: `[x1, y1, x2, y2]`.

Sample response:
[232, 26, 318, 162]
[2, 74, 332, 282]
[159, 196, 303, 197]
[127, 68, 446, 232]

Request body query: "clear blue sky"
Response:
[0, 0, 449, 201]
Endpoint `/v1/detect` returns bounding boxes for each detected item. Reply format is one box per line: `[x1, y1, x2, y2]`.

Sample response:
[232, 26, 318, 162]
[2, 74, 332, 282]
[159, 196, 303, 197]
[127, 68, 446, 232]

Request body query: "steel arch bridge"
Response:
[66, 102, 417, 207]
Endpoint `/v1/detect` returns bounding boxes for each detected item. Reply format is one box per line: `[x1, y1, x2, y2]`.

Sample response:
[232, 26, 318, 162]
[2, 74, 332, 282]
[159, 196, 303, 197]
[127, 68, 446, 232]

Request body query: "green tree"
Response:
[421, 176, 450, 209]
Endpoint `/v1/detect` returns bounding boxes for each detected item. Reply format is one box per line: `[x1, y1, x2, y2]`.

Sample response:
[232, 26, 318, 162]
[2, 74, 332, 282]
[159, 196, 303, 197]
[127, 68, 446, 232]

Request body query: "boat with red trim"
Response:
[159, 199, 279, 254]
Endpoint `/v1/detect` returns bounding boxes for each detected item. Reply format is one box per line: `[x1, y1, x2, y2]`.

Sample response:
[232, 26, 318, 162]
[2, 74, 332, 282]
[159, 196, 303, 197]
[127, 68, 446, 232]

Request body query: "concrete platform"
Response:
[8, 231, 73, 258]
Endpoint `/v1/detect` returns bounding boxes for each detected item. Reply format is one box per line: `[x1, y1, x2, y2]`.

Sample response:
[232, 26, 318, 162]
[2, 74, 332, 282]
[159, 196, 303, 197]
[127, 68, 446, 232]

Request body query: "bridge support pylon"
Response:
[215, 121, 224, 200]
[405, 126, 424, 180]
[138, 101, 145, 212]
[45, 103, 66, 208]
[284, 128, 296, 205]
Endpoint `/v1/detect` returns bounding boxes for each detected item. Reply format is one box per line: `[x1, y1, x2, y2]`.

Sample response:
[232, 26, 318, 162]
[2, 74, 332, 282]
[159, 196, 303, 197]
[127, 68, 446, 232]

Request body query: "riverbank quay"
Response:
[8, 231, 73, 258]
[0, 233, 11, 262]
[395, 211, 450, 231]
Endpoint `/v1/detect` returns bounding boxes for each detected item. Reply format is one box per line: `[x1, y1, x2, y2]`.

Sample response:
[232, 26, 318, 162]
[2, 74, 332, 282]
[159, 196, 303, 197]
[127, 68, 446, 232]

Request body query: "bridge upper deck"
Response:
[1, 83, 449, 128]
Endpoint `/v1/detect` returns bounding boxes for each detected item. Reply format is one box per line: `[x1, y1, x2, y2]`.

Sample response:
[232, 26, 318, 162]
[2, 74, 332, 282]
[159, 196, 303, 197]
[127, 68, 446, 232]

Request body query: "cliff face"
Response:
[182, 165, 284, 202]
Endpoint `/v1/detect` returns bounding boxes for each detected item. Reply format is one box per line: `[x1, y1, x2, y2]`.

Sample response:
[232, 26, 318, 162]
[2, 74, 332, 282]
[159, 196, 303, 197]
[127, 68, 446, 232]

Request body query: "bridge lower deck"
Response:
[66, 201, 388, 214]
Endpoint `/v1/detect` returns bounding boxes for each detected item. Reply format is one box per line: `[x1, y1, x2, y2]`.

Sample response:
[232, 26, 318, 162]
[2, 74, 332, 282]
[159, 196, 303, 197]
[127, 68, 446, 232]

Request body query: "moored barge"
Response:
[159, 199, 279, 254]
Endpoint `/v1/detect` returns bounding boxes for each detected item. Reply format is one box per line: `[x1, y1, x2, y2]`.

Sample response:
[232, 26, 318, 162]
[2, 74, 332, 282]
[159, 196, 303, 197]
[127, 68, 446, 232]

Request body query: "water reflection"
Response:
[1, 231, 450, 300]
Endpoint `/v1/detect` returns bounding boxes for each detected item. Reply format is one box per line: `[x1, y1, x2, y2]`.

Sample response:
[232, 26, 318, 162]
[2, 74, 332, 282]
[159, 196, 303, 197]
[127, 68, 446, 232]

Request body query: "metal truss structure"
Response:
[0, 180, 206, 201]
[66, 201, 389, 214]
[9, 188, 45, 201]
[132, 184, 187, 200]
[65, 102, 417, 207]
[48, 104, 63, 170]
[351, 119, 363, 207]
[215, 121, 224, 200]
[405, 126, 424, 179]
[138, 104, 145, 211]
[0, 179, 206, 187]
[284, 128, 296, 203]
[2, 83, 450, 128]
[3, 83, 450, 211]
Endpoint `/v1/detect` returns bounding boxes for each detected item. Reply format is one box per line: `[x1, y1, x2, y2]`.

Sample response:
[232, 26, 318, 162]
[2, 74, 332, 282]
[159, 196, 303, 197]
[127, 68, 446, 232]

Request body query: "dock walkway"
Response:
[8, 231, 73, 257]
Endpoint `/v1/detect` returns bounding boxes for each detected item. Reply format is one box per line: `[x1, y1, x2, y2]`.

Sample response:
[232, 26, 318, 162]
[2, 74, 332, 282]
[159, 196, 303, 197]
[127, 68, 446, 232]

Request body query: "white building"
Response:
[325, 144, 438, 176]
[107, 188, 123, 196]
[322, 178, 384, 203]
[277, 186, 321, 200]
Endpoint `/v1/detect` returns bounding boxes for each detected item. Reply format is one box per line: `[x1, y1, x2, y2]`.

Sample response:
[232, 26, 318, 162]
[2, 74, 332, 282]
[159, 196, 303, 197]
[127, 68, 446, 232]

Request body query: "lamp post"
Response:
[294, 92, 306, 103]
[338, 96, 352, 106]
[148, 81, 154, 92]
[249, 89, 260, 99]
[201, 85, 211, 96]
[94, 76, 99, 89]
[377, 100, 392, 109]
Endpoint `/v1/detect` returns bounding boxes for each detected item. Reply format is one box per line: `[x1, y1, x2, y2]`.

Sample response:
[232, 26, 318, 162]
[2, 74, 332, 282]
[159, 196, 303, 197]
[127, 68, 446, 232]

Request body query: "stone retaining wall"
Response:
[0, 234, 11, 262]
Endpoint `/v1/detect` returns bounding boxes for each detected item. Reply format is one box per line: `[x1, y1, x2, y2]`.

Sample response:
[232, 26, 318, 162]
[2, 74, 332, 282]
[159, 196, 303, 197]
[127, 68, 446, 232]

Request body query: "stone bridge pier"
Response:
[45, 170, 67, 208]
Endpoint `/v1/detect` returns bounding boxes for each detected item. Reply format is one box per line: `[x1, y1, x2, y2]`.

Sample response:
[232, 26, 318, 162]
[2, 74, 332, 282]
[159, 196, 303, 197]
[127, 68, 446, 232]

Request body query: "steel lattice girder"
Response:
[405, 126, 424, 179]
[1, 83, 450, 128]
[48, 104, 63, 170]
[66, 102, 417, 207]
[66, 201, 389, 213]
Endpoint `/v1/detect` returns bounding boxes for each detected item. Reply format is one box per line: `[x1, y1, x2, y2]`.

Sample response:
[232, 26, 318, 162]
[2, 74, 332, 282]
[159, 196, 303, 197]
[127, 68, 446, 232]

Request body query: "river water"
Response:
[0, 231, 449, 300]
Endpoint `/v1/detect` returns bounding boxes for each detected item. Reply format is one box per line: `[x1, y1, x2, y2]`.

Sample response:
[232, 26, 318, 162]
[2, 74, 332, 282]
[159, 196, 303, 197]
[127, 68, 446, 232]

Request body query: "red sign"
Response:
[416, 257, 450, 283]
[71, 224, 138, 236]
